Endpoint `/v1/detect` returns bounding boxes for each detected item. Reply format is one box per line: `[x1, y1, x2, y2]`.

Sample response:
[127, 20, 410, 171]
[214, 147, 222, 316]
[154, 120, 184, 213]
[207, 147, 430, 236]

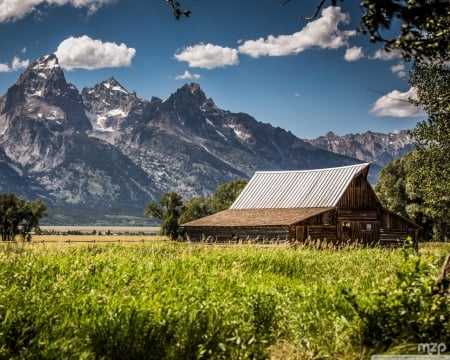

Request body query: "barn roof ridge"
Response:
[253, 162, 370, 175]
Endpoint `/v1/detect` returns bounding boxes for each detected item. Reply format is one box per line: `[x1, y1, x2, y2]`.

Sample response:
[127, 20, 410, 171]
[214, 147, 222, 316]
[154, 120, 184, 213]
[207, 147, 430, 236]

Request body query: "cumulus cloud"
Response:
[174, 43, 239, 69]
[238, 6, 355, 58]
[55, 35, 135, 70]
[370, 87, 424, 117]
[0, 0, 116, 23]
[175, 70, 201, 80]
[344, 46, 364, 61]
[0, 56, 29, 72]
[390, 62, 407, 78]
[174, 6, 357, 70]
[12, 56, 30, 70]
[371, 48, 402, 61]
[0, 63, 10, 72]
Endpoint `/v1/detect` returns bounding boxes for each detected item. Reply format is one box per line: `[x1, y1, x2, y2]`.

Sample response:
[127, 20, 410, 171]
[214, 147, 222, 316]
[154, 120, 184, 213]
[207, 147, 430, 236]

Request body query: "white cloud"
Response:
[344, 46, 363, 61]
[174, 43, 239, 69]
[55, 35, 135, 70]
[0, 63, 10, 72]
[0, 56, 29, 72]
[0, 0, 116, 23]
[370, 87, 424, 117]
[371, 48, 402, 61]
[390, 62, 407, 78]
[12, 56, 30, 70]
[175, 70, 201, 80]
[174, 6, 357, 70]
[238, 6, 355, 58]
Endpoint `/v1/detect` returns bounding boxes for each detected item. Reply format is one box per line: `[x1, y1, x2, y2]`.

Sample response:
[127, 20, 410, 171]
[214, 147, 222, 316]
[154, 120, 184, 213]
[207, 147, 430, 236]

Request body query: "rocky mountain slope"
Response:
[304, 131, 416, 182]
[0, 54, 410, 224]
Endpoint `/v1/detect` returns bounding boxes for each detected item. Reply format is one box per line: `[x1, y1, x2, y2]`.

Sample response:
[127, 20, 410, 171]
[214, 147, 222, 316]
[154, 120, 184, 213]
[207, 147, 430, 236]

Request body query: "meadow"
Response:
[1, 238, 449, 359]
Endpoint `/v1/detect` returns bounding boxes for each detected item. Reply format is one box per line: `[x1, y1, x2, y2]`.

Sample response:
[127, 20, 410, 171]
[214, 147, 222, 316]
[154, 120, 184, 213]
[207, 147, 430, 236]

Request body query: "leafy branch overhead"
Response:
[166, 0, 191, 20]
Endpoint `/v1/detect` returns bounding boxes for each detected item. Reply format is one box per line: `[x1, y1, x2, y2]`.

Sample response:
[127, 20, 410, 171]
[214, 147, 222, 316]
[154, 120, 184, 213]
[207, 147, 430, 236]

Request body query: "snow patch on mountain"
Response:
[205, 118, 228, 140]
[228, 123, 251, 141]
[85, 110, 114, 132]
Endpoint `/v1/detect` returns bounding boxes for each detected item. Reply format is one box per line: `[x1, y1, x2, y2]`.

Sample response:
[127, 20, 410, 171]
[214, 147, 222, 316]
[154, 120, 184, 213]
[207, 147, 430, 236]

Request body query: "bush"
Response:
[344, 241, 450, 352]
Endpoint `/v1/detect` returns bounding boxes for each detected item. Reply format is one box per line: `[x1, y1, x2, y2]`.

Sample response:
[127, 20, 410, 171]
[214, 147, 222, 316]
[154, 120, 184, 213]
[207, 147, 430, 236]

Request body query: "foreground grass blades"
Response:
[0, 242, 449, 359]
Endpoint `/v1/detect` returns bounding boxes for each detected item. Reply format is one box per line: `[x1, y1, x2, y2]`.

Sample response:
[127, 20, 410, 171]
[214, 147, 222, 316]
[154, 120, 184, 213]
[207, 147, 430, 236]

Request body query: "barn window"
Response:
[362, 223, 372, 231]
[322, 212, 332, 225]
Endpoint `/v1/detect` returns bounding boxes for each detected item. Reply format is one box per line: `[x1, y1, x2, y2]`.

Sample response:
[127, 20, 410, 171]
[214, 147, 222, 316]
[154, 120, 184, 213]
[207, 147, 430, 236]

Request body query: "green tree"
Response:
[144, 192, 184, 240]
[407, 61, 450, 240]
[20, 198, 48, 241]
[375, 152, 435, 239]
[209, 179, 247, 213]
[375, 156, 411, 219]
[178, 179, 247, 226]
[178, 196, 211, 224]
[0, 193, 47, 242]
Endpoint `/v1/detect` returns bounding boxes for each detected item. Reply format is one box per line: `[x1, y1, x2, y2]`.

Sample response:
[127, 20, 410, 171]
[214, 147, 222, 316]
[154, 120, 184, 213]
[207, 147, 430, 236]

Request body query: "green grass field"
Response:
[1, 240, 449, 359]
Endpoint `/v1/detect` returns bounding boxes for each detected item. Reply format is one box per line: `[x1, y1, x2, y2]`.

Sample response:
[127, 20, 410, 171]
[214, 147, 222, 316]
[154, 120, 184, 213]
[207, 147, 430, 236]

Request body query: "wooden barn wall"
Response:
[379, 209, 419, 245]
[337, 174, 379, 209]
[380, 209, 410, 229]
[290, 210, 338, 242]
[336, 221, 380, 244]
[185, 226, 290, 242]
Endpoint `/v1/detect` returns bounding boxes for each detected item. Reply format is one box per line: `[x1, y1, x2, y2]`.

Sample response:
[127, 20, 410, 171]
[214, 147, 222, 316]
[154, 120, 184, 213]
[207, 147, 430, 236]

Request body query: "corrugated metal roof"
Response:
[230, 163, 370, 209]
[183, 208, 332, 227]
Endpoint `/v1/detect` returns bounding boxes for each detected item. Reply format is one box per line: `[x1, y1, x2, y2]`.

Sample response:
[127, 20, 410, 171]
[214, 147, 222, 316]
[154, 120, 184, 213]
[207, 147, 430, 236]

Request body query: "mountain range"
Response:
[0, 54, 416, 225]
[304, 130, 416, 182]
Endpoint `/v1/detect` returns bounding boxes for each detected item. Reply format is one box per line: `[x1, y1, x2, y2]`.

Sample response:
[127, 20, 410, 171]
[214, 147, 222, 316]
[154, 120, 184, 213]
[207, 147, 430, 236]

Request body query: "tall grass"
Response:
[0, 242, 448, 359]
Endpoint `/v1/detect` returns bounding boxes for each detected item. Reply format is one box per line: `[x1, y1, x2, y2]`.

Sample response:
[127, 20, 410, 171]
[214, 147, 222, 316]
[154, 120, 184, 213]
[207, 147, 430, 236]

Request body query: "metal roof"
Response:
[230, 163, 370, 209]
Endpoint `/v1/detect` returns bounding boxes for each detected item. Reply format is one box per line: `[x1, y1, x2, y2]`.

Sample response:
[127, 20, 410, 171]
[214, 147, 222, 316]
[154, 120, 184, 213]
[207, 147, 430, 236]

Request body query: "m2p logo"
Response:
[417, 342, 447, 355]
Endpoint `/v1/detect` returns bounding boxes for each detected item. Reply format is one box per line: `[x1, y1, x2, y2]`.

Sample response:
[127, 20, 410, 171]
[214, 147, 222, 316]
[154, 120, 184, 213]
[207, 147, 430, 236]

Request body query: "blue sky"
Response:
[0, 0, 424, 138]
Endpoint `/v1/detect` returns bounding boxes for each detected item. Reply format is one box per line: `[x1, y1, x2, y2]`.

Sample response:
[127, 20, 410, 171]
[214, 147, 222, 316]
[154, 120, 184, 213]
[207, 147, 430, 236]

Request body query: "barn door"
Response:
[296, 226, 305, 242]
[341, 222, 353, 241]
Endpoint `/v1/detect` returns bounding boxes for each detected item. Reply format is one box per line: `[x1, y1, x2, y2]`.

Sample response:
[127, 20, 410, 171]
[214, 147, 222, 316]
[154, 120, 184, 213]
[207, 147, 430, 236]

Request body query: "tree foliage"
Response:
[407, 61, 450, 240]
[359, 0, 450, 61]
[145, 179, 247, 239]
[144, 191, 184, 240]
[178, 196, 211, 225]
[209, 179, 248, 214]
[374, 152, 437, 240]
[0, 193, 47, 242]
[166, 0, 191, 19]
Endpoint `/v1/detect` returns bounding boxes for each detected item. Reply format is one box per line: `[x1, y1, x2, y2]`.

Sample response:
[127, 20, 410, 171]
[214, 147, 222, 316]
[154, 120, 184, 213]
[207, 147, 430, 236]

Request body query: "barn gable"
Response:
[183, 163, 420, 246]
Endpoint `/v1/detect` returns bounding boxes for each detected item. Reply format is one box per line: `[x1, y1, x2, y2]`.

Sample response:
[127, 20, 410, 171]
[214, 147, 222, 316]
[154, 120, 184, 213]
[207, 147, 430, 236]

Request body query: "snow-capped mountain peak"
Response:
[102, 77, 129, 94]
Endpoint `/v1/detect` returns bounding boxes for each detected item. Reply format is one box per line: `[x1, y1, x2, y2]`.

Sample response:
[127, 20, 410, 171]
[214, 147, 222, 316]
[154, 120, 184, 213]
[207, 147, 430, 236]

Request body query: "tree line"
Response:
[144, 179, 247, 240]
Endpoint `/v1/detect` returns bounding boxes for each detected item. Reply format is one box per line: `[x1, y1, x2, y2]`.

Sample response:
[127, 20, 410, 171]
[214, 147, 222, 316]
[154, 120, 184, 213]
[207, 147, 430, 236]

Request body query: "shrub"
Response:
[344, 241, 450, 352]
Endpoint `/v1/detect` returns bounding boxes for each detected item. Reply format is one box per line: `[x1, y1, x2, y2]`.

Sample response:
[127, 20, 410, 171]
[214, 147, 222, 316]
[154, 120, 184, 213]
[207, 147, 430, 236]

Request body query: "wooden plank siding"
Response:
[186, 226, 290, 242]
[306, 225, 337, 242]
[337, 173, 380, 209]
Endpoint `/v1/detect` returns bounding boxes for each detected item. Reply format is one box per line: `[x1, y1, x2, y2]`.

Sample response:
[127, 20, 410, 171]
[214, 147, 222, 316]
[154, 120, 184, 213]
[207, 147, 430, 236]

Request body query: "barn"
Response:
[182, 163, 420, 246]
